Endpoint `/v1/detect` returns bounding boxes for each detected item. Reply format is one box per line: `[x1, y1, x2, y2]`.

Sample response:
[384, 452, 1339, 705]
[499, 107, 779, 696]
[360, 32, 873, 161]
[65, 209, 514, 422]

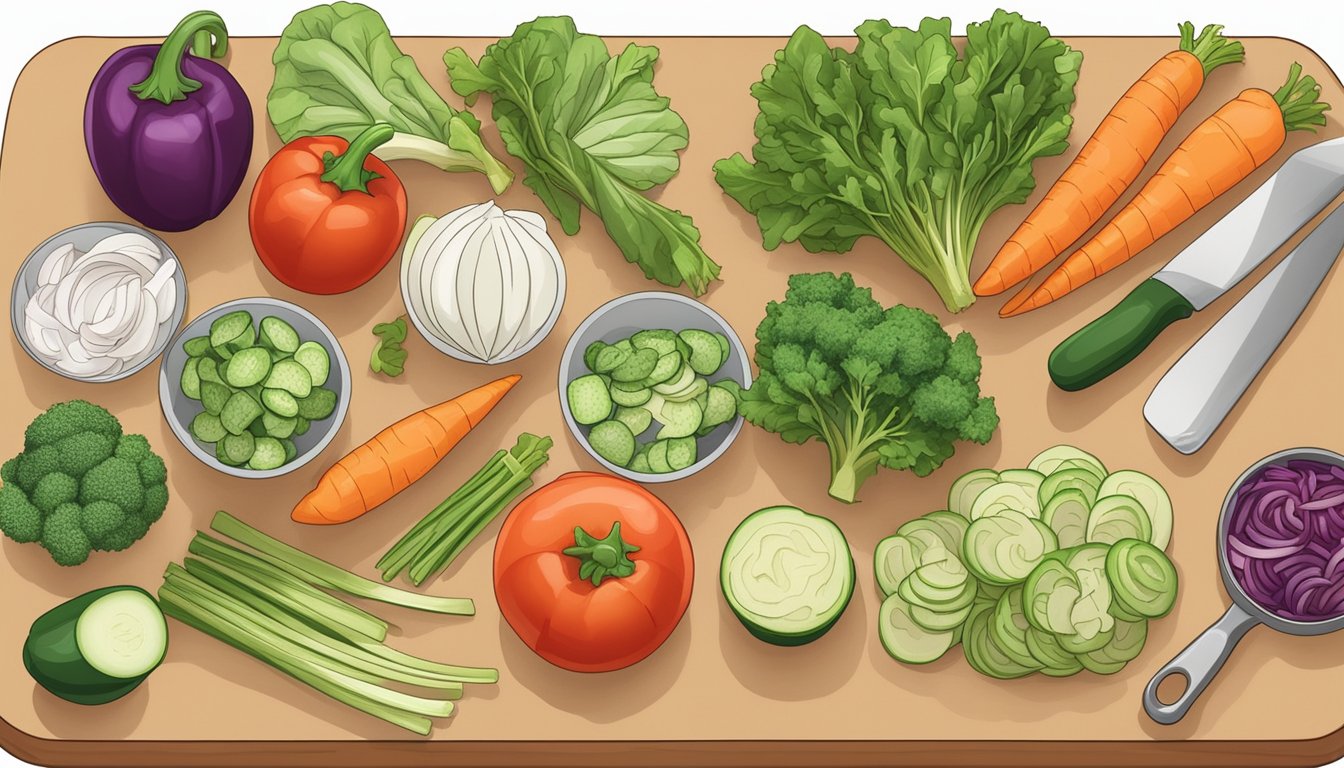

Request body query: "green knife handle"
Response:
[1048, 279, 1195, 391]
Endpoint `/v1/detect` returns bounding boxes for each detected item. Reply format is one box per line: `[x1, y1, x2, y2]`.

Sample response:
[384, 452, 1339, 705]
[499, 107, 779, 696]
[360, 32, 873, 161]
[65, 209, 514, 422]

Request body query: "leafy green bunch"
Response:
[716, 11, 1081, 312]
[444, 16, 721, 295]
[740, 273, 998, 502]
[0, 401, 169, 565]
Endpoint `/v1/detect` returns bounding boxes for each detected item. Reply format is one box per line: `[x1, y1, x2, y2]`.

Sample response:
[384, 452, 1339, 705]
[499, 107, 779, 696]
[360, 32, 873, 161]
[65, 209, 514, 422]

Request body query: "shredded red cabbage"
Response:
[1227, 459, 1344, 622]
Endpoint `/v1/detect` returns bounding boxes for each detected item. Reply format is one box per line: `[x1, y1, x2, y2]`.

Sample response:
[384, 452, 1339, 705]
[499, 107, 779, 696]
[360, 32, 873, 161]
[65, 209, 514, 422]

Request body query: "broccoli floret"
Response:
[41, 504, 91, 567]
[0, 485, 42, 543]
[114, 433, 152, 464]
[739, 272, 999, 503]
[138, 454, 167, 487]
[24, 400, 121, 451]
[78, 457, 144, 514]
[142, 484, 169, 524]
[80, 501, 127, 550]
[56, 432, 116, 478]
[31, 472, 78, 514]
[0, 401, 169, 565]
[15, 446, 60, 494]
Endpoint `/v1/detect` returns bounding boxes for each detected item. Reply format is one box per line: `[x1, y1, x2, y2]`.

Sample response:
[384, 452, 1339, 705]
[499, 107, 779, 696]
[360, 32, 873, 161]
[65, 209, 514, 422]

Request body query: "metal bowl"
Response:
[11, 221, 188, 382]
[157, 298, 351, 479]
[558, 291, 752, 483]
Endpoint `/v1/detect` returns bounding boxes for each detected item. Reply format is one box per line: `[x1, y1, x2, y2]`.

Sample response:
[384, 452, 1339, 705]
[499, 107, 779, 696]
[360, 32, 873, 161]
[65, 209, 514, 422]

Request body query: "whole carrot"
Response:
[974, 23, 1244, 297]
[292, 375, 521, 525]
[1002, 63, 1329, 317]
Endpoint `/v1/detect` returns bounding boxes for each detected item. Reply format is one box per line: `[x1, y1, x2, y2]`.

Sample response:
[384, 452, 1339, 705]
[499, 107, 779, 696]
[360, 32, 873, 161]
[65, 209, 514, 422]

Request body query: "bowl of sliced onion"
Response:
[11, 221, 187, 382]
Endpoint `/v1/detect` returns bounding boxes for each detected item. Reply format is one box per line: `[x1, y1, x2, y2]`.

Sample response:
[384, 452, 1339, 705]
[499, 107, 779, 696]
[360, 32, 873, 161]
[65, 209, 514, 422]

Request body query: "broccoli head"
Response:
[740, 272, 999, 503]
[0, 401, 168, 565]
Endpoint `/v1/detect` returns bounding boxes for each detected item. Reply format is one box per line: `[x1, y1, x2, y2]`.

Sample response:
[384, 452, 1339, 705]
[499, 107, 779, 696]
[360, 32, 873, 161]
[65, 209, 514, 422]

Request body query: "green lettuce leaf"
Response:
[268, 2, 514, 194]
[444, 16, 721, 295]
[714, 11, 1081, 312]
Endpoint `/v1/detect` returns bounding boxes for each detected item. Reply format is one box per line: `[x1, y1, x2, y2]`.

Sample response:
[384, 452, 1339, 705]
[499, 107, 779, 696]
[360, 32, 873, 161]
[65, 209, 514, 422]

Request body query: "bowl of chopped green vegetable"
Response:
[158, 297, 351, 478]
[559, 292, 751, 482]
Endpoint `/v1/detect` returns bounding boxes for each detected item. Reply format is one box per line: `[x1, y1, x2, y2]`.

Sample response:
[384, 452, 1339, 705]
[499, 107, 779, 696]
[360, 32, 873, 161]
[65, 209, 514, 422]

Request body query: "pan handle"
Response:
[1143, 603, 1260, 724]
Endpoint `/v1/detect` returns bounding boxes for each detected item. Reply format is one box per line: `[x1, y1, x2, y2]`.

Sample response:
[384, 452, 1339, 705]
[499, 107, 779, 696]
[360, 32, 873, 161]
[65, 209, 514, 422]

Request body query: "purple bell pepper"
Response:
[84, 11, 252, 232]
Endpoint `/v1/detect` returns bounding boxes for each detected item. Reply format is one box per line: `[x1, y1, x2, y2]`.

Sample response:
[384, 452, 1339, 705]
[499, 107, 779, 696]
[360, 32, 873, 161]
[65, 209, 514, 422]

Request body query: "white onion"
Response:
[22, 231, 178, 379]
[401, 201, 565, 364]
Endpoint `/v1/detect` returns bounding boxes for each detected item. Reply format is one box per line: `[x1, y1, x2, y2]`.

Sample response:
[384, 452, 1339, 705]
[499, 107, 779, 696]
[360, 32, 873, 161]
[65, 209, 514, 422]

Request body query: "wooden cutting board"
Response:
[1, 31, 1343, 767]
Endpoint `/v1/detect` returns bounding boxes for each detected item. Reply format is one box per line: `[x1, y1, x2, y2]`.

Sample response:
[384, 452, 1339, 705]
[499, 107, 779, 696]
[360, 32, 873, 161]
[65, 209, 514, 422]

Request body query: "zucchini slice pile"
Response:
[567, 328, 740, 473]
[875, 445, 1178, 678]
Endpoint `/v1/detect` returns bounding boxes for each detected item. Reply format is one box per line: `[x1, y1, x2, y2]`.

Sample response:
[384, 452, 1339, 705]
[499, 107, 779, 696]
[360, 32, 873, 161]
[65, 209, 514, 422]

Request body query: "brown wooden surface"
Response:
[1, 31, 1343, 767]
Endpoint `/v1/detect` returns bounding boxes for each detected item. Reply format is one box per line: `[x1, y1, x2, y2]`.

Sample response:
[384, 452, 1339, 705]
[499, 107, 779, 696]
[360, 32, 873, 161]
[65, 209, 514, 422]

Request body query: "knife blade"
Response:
[1048, 136, 1344, 391]
[1144, 202, 1344, 455]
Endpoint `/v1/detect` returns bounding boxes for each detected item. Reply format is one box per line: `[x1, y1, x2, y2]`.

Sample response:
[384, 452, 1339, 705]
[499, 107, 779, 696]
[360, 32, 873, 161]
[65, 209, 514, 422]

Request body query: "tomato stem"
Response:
[563, 522, 639, 586]
[321, 123, 395, 195]
[130, 11, 229, 104]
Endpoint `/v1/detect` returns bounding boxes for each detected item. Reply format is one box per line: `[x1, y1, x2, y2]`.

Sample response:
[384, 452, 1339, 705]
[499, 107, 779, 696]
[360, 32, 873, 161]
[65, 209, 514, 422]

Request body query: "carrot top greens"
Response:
[714, 11, 1082, 313]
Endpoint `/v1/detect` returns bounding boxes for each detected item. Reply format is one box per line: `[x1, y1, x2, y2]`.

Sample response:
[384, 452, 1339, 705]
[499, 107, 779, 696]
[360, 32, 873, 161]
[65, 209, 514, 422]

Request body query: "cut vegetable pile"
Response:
[875, 445, 1179, 678]
[180, 310, 337, 470]
[567, 328, 741, 473]
[159, 512, 495, 735]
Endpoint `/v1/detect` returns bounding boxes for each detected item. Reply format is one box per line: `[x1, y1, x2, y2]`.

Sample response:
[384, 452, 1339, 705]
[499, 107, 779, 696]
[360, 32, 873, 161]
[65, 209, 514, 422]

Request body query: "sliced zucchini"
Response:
[261, 411, 297, 440]
[261, 388, 300, 419]
[224, 347, 272, 389]
[874, 534, 921, 598]
[1028, 445, 1107, 479]
[179, 359, 202, 400]
[592, 345, 629, 374]
[679, 329, 724, 376]
[948, 468, 999, 518]
[220, 392, 264, 436]
[609, 384, 652, 407]
[196, 357, 222, 385]
[292, 341, 330, 387]
[630, 329, 678, 356]
[1042, 488, 1091, 549]
[247, 437, 287, 471]
[961, 602, 1035, 680]
[663, 378, 708, 404]
[583, 341, 607, 371]
[1097, 470, 1173, 550]
[721, 506, 854, 646]
[264, 359, 313, 399]
[701, 384, 739, 429]
[643, 351, 683, 386]
[657, 399, 702, 439]
[879, 592, 955, 664]
[1085, 494, 1152, 545]
[258, 316, 301, 354]
[296, 388, 337, 421]
[652, 365, 695, 396]
[208, 310, 252, 349]
[610, 347, 659, 383]
[647, 439, 672, 473]
[588, 420, 637, 467]
[970, 481, 1039, 520]
[1105, 539, 1177, 619]
[665, 436, 697, 471]
[613, 405, 653, 436]
[189, 412, 227, 444]
[1039, 467, 1103, 508]
[568, 374, 613, 425]
[963, 509, 1057, 585]
[220, 431, 256, 465]
[990, 586, 1042, 670]
[1026, 626, 1083, 677]
[629, 447, 653, 474]
[182, 335, 213, 358]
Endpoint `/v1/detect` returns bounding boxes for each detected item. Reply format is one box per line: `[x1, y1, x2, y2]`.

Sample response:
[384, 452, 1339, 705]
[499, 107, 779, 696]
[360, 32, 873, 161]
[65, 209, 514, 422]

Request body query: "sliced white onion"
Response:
[21, 229, 177, 379]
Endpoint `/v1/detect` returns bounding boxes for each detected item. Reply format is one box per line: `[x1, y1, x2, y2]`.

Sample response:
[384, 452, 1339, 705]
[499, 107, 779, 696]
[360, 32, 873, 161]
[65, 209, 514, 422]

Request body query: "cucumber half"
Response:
[24, 586, 168, 705]
[721, 506, 854, 646]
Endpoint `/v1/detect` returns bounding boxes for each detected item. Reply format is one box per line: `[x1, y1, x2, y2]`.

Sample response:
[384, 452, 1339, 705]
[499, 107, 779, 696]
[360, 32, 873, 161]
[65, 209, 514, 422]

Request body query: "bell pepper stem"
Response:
[130, 11, 230, 105]
[320, 124, 395, 195]
[563, 522, 639, 587]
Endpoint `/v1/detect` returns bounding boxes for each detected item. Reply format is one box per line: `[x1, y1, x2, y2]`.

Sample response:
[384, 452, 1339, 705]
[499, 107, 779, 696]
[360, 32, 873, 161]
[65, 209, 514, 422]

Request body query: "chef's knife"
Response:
[1144, 201, 1344, 454]
[1048, 136, 1344, 391]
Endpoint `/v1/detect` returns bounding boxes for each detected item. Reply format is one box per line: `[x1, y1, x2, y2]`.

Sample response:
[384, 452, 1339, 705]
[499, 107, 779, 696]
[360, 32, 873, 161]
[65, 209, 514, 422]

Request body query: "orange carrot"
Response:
[974, 23, 1243, 297]
[1002, 64, 1329, 317]
[292, 375, 521, 525]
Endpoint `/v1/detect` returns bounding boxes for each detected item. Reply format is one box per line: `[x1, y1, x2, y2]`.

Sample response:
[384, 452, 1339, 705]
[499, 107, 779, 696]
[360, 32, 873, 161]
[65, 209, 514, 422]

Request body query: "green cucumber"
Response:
[220, 392, 264, 435]
[721, 506, 854, 646]
[610, 347, 659, 383]
[630, 329, 677, 356]
[190, 412, 227, 444]
[209, 310, 252, 349]
[1041, 488, 1090, 549]
[962, 602, 1035, 679]
[664, 436, 697, 471]
[182, 335, 213, 358]
[180, 358, 201, 400]
[24, 586, 167, 705]
[656, 399, 702, 439]
[874, 534, 921, 598]
[259, 316, 301, 354]
[963, 509, 1057, 586]
[1039, 467, 1102, 509]
[592, 345, 628, 374]
[613, 406, 653, 436]
[1028, 445, 1107, 479]
[679, 329, 724, 376]
[609, 384, 652, 407]
[264, 360, 313, 399]
[225, 347, 273, 389]
[292, 342, 330, 387]
[642, 351, 683, 386]
[247, 437, 288, 471]
[296, 388, 337, 420]
[261, 388, 300, 419]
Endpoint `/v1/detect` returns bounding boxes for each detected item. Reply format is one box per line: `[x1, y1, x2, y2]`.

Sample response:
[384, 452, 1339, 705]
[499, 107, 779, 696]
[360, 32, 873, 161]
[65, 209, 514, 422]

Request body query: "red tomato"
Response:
[494, 472, 694, 672]
[249, 124, 406, 295]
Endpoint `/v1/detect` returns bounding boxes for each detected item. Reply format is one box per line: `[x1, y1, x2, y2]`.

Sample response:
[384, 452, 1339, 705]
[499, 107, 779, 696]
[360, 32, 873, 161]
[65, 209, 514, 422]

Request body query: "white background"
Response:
[3, 1, 1344, 766]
